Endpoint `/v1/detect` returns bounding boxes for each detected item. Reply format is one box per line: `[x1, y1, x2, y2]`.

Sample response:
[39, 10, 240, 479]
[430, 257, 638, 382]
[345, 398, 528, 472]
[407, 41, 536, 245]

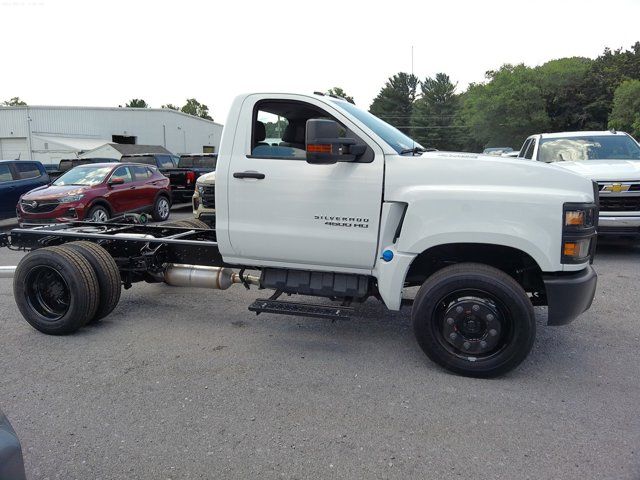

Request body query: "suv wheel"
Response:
[152, 195, 171, 221]
[87, 205, 109, 222]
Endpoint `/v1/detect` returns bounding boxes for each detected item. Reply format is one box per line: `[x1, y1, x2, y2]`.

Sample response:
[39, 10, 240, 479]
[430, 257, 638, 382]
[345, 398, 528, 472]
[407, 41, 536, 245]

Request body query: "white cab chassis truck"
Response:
[0, 93, 599, 378]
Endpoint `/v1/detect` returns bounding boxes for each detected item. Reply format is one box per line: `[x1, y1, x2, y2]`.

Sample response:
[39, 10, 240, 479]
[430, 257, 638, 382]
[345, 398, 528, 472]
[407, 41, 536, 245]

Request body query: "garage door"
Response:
[0, 138, 29, 160]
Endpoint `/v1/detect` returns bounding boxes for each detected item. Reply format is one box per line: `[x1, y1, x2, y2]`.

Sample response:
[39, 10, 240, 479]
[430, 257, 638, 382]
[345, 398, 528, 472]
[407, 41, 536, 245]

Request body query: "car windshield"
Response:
[538, 135, 640, 162]
[53, 166, 113, 186]
[178, 156, 217, 169]
[330, 99, 424, 154]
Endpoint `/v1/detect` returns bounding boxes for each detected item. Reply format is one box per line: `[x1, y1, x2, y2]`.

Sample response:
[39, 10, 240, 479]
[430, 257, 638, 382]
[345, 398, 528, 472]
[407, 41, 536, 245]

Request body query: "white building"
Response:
[0, 105, 223, 167]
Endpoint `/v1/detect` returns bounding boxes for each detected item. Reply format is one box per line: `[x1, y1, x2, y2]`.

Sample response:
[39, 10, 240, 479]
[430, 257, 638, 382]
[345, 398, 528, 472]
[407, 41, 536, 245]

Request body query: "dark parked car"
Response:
[0, 410, 27, 480]
[17, 162, 171, 224]
[120, 153, 202, 203]
[0, 160, 50, 220]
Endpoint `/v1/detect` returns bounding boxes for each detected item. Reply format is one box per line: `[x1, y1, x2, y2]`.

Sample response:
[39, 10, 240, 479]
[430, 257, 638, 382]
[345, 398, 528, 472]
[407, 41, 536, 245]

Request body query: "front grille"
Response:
[201, 185, 215, 208]
[20, 199, 59, 213]
[599, 196, 640, 212]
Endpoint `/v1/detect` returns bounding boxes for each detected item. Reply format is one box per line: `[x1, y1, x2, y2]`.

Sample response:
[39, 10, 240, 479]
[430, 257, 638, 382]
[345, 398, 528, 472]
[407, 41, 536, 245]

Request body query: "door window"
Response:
[15, 162, 42, 179]
[156, 155, 175, 169]
[132, 165, 152, 180]
[111, 166, 133, 183]
[250, 100, 350, 160]
[518, 140, 531, 158]
[524, 139, 536, 160]
[0, 164, 14, 183]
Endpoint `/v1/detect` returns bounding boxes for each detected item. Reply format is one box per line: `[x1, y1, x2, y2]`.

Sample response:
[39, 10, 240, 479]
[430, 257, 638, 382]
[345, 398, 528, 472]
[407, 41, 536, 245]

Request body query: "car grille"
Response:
[20, 199, 59, 213]
[201, 185, 215, 208]
[599, 196, 640, 212]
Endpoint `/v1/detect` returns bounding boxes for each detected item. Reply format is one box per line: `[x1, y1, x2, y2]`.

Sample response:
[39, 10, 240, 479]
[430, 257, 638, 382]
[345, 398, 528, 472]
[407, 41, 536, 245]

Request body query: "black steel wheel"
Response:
[412, 263, 535, 378]
[13, 246, 100, 335]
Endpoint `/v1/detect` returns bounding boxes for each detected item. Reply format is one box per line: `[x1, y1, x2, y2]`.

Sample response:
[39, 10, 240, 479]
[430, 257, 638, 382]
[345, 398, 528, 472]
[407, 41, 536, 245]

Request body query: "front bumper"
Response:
[543, 266, 597, 325]
[598, 215, 640, 236]
[16, 201, 83, 224]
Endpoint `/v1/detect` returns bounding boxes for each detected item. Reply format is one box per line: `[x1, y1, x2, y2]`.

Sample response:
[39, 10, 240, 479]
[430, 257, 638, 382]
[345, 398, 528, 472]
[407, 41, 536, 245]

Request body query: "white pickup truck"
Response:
[0, 92, 598, 378]
[517, 130, 640, 236]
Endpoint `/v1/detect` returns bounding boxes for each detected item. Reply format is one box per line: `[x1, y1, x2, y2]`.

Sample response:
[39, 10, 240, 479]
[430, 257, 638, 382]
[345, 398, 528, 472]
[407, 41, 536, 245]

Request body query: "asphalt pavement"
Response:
[0, 223, 638, 479]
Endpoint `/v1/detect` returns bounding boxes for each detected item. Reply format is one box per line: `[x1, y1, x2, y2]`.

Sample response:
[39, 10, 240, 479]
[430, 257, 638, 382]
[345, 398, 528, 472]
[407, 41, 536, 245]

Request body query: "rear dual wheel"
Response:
[13, 242, 121, 335]
[412, 263, 536, 378]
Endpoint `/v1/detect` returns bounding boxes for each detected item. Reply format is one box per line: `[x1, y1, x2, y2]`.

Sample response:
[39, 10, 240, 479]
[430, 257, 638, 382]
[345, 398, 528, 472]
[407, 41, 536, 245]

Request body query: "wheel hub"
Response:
[442, 297, 502, 355]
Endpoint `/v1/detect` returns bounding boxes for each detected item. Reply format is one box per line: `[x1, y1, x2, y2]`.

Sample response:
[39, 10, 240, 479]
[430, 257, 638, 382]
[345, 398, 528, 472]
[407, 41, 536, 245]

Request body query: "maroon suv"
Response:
[17, 163, 171, 224]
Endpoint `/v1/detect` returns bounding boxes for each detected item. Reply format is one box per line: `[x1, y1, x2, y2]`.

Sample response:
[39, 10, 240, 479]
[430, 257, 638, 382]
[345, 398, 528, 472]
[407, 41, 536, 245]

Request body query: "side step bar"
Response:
[248, 298, 353, 320]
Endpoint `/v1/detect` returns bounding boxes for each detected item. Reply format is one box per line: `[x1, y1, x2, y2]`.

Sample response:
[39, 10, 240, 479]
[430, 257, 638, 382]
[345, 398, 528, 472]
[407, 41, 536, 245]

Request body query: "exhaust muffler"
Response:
[163, 263, 260, 290]
[0, 266, 16, 279]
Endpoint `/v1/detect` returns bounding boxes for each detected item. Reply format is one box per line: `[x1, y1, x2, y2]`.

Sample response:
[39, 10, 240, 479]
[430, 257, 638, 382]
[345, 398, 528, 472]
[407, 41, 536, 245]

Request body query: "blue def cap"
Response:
[381, 250, 394, 262]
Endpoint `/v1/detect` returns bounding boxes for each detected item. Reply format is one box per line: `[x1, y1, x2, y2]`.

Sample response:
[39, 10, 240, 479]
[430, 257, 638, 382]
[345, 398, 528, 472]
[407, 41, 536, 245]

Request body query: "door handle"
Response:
[233, 171, 265, 180]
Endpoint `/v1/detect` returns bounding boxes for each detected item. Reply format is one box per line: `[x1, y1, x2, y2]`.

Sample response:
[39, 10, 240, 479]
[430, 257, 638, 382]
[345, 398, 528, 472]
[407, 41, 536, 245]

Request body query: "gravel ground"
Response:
[0, 229, 638, 480]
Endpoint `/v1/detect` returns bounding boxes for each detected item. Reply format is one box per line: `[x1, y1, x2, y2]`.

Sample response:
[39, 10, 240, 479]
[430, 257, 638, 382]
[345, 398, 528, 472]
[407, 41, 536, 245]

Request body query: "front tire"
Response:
[152, 195, 171, 221]
[87, 204, 110, 223]
[412, 263, 535, 378]
[13, 246, 100, 335]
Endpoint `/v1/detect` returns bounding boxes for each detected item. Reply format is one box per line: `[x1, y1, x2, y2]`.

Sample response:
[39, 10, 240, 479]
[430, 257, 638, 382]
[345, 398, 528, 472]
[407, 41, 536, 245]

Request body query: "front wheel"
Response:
[152, 195, 171, 221]
[87, 204, 110, 223]
[412, 263, 535, 378]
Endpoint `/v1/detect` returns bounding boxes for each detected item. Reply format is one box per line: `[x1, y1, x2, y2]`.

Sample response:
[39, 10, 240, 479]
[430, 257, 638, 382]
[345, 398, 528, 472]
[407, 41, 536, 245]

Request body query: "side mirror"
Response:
[108, 177, 125, 187]
[305, 119, 366, 164]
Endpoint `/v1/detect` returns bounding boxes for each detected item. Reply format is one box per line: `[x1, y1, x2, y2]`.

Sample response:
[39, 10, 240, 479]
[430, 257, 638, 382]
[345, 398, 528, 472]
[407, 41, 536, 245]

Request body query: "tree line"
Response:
[339, 42, 640, 152]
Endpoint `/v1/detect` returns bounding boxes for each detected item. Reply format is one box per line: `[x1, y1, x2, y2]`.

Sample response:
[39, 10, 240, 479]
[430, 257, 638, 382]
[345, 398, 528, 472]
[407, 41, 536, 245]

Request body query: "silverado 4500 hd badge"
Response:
[315, 215, 369, 228]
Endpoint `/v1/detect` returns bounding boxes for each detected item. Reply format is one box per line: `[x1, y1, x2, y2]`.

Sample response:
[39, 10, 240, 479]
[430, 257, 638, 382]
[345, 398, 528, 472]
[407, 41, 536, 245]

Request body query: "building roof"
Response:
[108, 144, 173, 155]
[0, 105, 223, 127]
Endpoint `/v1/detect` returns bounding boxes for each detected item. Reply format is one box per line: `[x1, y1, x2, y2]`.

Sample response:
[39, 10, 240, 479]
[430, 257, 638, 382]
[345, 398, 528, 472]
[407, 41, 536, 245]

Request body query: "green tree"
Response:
[410, 73, 462, 150]
[369, 72, 418, 134]
[126, 99, 148, 108]
[582, 42, 640, 129]
[181, 98, 213, 121]
[162, 103, 179, 110]
[535, 57, 592, 131]
[461, 64, 550, 149]
[608, 79, 640, 137]
[326, 87, 355, 104]
[2, 97, 27, 106]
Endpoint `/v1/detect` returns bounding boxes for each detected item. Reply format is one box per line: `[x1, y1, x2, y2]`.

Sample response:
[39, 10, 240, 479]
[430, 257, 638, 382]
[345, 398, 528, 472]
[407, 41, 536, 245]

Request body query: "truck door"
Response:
[225, 97, 385, 271]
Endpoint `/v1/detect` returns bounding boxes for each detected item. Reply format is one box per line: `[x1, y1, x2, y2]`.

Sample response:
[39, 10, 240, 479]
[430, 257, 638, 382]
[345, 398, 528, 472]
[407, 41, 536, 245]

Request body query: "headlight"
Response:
[562, 202, 597, 264]
[196, 185, 205, 196]
[564, 208, 595, 229]
[58, 194, 84, 203]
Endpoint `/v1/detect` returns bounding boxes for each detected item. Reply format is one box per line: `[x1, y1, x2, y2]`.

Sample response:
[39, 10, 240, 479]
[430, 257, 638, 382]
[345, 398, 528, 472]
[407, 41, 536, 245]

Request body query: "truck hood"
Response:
[550, 160, 640, 181]
[385, 151, 595, 203]
[197, 171, 216, 185]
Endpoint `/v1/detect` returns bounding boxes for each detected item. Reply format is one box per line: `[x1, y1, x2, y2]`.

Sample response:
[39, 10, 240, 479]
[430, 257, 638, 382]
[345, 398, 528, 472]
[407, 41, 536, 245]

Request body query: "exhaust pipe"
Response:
[0, 266, 16, 279]
[163, 264, 260, 290]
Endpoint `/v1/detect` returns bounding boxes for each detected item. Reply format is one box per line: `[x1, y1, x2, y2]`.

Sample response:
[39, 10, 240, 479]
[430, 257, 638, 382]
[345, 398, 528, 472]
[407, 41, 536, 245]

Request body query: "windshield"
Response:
[178, 156, 217, 169]
[330, 100, 424, 154]
[53, 165, 113, 186]
[538, 135, 640, 162]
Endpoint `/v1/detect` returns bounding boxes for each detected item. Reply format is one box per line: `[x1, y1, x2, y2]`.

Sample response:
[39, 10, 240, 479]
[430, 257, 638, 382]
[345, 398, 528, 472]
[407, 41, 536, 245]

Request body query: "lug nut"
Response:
[456, 306, 463, 314]
[489, 329, 498, 337]
[472, 304, 480, 312]
[486, 314, 494, 321]
[449, 332, 458, 341]
[480, 341, 488, 349]
[463, 342, 471, 350]
[446, 317, 454, 325]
